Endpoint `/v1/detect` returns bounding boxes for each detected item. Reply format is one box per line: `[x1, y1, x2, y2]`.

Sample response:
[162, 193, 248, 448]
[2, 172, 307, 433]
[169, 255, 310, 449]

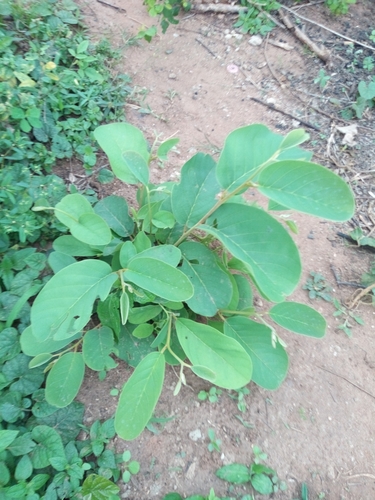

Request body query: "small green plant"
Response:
[162, 489, 222, 500]
[303, 272, 333, 302]
[216, 446, 287, 495]
[314, 69, 331, 90]
[344, 80, 375, 119]
[324, 0, 356, 15]
[24, 122, 354, 441]
[228, 387, 250, 412]
[333, 298, 364, 336]
[198, 387, 222, 403]
[369, 30, 375, 43]
[234, 0, 280, 35]
[363, 56, 375, 72]
[121, 450, 140, 483]
[143, 0, 191, 33]
[207, 429, 222, 453]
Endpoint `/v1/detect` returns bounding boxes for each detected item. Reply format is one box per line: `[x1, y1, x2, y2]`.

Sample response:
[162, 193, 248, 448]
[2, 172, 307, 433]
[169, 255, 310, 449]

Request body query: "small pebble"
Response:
[168, 73, 177, 80]
[249, 35, 262, 46]
[189, 429, 202, 441]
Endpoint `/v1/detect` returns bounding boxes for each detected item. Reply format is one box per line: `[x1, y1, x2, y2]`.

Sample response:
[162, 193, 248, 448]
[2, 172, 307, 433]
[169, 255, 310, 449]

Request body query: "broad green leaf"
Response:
[120, 292, 130, 325]
[81, 474, 120, 500]
[280, 129, 309, 150]
[0, 462, 10, 487]
[55, 193, 93, 227]
[133, 231, 152, 253]
[152, 210, 176, 229]
[48, 251, 76, 273]
[122, 151, 149, 185]
[251, 473, 273, 495]
[20, 325, 82, 356]
[94, 123, 150, 184]
[358, 80, 375, 100]
[31, 425, 65, 469]
[128, 305, 162, 324]
[200, 204, 301, 302]
[94, 195, 134, 237]
[70, 213, 112, 246]
[131, 245, 181, 267]
[179, 241, 232, 316]
[124, 258, 193, 301]
[29, 353, 52, 368]
[224, 316, 288, 389]
[117, 324, 156, 367]
[119, 242, 138, 269]
[7, 433, 35, 456]
[97, 295, 121, 338]
[83, 327, 114, 370]
[31, 260, 116, 341]
[53, 235, 102, 256]
[115, 352, 165, 439]
[216, 125, 284, 192]
[3, 353, 45, 395]
[191, 365, 216, 380]
[157, 138, 179, 160]
[171, 153, 220, 227]
[216, 463, 251, 484]
[33, 401, 84, 444]
[15, 454, 33, 481]
[0, 430, 19, 453]
[258, 161, 355, 221]
[133, 323, 154, 339]
[0, 327, 20, 363]
[45, 353, 85, 407]
[269, 302, 326, 338]
[233, 274, 253, 311]
[176, 318, 252, 389]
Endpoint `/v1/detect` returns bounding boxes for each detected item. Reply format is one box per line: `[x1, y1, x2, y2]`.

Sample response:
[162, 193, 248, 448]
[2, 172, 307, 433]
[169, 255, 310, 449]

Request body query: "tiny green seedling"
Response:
[207, 428, 222, 453]
[216, 446, 287, 495]
[303, 272, 333, 302]
[369, 30, 375, 43]
[198, 387, 222, 403]
[363, 56, 375, 72]
[122, 450, 140, 483]
[314, 69, 331, 90]
[228, 386, 250, 412]
[333, 298, 364, 337]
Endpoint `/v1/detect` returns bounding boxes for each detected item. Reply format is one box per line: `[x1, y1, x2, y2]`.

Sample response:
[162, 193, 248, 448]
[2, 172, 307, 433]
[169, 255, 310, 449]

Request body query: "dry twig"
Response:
[317, 365, 375, 400]
[96, 0, 126, 12]
[278, 9, 330, 63]
[348, 283, 375, 309]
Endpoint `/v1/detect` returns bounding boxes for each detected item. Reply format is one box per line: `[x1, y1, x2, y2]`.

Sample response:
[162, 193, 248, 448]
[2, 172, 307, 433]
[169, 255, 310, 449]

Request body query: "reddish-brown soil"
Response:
[76, 1, 375, 498]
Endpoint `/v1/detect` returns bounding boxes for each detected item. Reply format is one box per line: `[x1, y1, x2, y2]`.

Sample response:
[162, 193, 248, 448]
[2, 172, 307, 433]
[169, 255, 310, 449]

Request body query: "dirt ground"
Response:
[76, 0, 375, 498]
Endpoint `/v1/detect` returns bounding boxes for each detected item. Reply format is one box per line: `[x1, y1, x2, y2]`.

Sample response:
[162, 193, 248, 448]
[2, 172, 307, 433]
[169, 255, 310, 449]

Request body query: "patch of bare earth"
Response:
[76, 1, 375, 498]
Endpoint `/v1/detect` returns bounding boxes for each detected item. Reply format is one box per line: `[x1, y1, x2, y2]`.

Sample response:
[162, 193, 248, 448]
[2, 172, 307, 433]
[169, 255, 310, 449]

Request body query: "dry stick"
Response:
[192, 1, 285, 30]
[250, 97, 320, 131]
[349, 283, 375, 309]
[264, 33, 286, 88]
[195, 37, 218, 58]
[345, 473, 375, 480]
[278, 9, 330, 63]
[96, 0, 126, 12]
[280, 5, 375, 53]
[317, 365, 375, 401]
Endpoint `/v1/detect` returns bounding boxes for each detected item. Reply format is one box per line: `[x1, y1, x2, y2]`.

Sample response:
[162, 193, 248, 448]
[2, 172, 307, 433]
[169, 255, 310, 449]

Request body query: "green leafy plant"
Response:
[161, 489, 222, 500]
[314, 69, 331, 90]
[216, 446, 287, 495]
[303, 272, 333, 302]
[345, 79, 375, 119]
[121, 450, 140, 483]
[207, 429, 222, 453]
[363, 56, 375, 72]
[234, 0, 280, 35]
[23, 121, 354, 441]
[333, 298, 364, 336]
[143, 0, 191, 33]
[0, 0, 131, 245]
[324, 0, 356, 15]
[369, 30, 375, 43]
[228, 387, 250, 413]
[198, 387, 222, 403]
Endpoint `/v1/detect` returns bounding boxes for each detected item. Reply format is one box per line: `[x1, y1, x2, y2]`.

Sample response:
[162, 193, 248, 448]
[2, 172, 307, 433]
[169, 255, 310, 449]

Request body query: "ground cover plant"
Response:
[24, 122, 355, 441]
[0, 0, 130, 246]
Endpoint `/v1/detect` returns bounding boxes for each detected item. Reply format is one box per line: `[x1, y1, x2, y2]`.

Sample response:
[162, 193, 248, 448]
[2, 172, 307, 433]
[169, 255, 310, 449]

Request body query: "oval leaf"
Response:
[70, 213, 112, 246]
[201, 204, 301, 303]
[94, 196, 134, 237]
[269, 302, 326, 338]
[45, 353, 85, 407]
[31, 260, 116, 342]
[55, 194, 93, 228]
[176, 318, 252, 389]
[258, 160, 355, 221]
[216, 463, 251, 484]
[124, 258, 193, 301]
[224, 316, 288, 390]
[82, 327, 114, 371]
[122, 151, 149, 185]
[120, 292, 130, 325]
[115, 352, 165, 440]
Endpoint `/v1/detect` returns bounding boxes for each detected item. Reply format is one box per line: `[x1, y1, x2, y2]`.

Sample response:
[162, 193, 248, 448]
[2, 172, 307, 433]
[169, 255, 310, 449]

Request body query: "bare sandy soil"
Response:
[76, 1, 375, 498]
